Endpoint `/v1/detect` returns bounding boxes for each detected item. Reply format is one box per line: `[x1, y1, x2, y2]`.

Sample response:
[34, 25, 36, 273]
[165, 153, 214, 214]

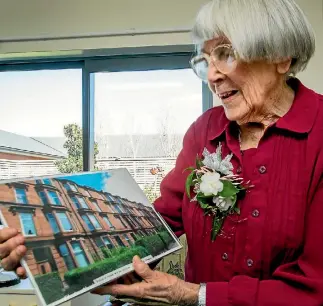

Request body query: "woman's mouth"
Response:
[218, 90, 239, 102]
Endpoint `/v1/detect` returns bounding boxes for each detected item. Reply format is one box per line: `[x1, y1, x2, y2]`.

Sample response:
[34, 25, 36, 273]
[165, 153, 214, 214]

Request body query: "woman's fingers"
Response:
[0, 234, 25, 260]
[1, 245, 27, 271]
[0, 228, 19, 243]
[16, 266, 27, 279]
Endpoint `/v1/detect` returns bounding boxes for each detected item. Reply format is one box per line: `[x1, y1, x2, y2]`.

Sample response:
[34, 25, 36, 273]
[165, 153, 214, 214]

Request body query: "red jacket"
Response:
[154, 78, 323, 305]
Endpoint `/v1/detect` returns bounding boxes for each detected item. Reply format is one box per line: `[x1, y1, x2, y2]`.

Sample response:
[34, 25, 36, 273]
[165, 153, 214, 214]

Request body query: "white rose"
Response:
[213, 197, 233, 212]
[199, 172, 223, 196]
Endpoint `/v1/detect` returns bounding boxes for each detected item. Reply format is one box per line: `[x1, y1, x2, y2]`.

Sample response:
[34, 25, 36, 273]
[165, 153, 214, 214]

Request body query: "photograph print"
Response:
[0, 168, 181, 306]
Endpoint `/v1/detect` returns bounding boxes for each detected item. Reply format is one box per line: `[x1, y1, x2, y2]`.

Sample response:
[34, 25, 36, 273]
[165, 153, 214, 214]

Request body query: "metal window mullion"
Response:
[82, 68, 95, 171]
[202, 82, 213, 112]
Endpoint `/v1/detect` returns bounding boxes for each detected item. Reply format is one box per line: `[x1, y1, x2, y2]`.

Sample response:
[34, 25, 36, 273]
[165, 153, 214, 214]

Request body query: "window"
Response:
[105, 194, 114, 202]
[63, 183, 71, 191]
[47, 190, 61, 205]
[36, 178, 52, 185]
[71, 196, 88, 209]
[69, 184, 77, 192]
[130, 233, 137, 241]
[38, 191, 49, 205]
[94, 69, 202, 193]
[56, 212, 73, 231]
[130, 216, 141, 227]
[83, 189, 91, 197]
[103, 216, 114, 228]
[113, 204, 123, 214]
[64, 182, 77, 192]
[91, 200, 101, 212]
[0, 69, 82, 181]
[33, 247, 58, 272]
[94, 237, 104, 248]
[71, 242, 89, 268]
[78, 197, 89, 209]
[118, 216, 128, 228]
[46, 213, 60, 234]
[71, 196, 81, 209]
[43, 179, 52, 185]
[20, 213, 37, 236]
[116, 197, 123, 205]
[102, 236, 114, 249]
[88, 214, 102, 229]
[81, 215, 95, 231]
[15, 188, 28, 204]
[114, 236, 125, 247]
[58, 244, 75, 270]
[123, 234, 131, 244]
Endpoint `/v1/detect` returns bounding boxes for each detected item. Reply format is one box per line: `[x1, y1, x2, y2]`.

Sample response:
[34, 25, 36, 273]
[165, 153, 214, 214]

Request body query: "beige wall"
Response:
[0, 0, 205, 53]
[0, 0, 322, 93]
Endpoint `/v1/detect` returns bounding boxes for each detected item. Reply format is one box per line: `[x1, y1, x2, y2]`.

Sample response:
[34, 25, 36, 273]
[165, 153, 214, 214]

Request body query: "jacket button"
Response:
[247, 258, 254, 267]
[222, 253, 229, 261]
[236, 166, 242, 174]
[251, 209, 260, 217]
[259, 166, 267, 174]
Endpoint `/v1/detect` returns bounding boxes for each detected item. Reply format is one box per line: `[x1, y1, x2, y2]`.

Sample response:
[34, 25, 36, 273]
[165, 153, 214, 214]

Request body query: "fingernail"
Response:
[133, 255, 140, 263]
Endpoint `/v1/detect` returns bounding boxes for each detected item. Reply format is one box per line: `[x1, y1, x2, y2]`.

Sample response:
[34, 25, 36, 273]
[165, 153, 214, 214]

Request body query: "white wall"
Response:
[0, 0, 321, 93]
[295, 0, 323, 93]
[0, 0, 205, 53]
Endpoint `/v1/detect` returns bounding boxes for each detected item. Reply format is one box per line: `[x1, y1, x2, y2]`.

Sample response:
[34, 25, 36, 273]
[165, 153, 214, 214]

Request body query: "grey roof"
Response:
[0, 130, 66, 159]
[35, 134, 184, 158]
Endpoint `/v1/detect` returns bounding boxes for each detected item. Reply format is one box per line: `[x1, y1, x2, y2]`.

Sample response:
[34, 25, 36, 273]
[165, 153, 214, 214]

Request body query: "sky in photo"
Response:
[57, 172, 111, 193]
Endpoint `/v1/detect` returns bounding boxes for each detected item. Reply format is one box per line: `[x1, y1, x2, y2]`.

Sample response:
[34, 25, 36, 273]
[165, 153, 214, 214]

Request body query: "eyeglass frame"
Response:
[189, 44, 239, 81]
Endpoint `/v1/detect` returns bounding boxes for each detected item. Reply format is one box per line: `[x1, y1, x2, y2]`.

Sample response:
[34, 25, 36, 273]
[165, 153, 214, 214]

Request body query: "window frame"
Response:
[19, 212, 37, 237]
[0, 45, 213, 172]
[56, 212, 74, 232]
[47, 190, 61, 206]
[15, 187, 28, 204]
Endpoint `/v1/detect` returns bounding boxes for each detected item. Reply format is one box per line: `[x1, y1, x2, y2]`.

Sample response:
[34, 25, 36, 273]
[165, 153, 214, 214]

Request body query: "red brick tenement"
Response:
[0, 177, 161, 277]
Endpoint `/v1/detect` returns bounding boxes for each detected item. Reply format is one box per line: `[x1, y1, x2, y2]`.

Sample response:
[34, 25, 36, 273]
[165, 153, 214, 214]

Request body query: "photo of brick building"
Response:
[0, 172, 163, 279]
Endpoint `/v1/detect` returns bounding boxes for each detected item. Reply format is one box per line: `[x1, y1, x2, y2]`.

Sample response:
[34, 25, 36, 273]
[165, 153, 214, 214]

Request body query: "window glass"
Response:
[15, 188, 28, 204]
[20, 213, 37, 236]
[0, 69, 82, 179]
[56, 212, 73, 231]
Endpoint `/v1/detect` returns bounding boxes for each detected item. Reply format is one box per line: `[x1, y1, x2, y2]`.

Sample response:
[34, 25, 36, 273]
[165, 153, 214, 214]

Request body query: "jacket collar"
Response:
[208, 78, 320, 140]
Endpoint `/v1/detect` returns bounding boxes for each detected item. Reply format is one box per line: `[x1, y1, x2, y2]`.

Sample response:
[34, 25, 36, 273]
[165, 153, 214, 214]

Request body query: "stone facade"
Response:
[0, 177, 161, 278]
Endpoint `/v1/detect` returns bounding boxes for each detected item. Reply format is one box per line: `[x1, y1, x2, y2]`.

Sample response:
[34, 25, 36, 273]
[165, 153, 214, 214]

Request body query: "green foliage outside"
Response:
[55, 123, 99, 173]
[64, 246, 149, 292]
[35, 272, 65, 305]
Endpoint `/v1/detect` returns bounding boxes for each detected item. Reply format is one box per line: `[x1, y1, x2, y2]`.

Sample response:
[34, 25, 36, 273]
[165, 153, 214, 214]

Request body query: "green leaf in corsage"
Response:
[184, 144, 253, 241]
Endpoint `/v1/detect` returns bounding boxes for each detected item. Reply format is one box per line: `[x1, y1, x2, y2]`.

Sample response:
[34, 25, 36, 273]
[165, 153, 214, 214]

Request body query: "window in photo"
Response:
[15, 187, 28, 204]
[20, 213, 37, 236]
[56, 212, 73, 232]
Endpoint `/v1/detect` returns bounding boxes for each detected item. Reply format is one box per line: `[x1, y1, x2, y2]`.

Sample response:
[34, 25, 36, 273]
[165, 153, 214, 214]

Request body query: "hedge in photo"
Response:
[64, 246, 149, 289]
[35, 272, 65, 304]
[158, 231, 174, 246]
[135, 233, 167, 256]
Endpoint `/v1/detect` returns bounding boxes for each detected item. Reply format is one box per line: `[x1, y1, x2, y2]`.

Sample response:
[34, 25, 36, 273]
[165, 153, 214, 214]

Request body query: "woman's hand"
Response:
[92, 256, 199, 306]
[0, 227, 27, 278]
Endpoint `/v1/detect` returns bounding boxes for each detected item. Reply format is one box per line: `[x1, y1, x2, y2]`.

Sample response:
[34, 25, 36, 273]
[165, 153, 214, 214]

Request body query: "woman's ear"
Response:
[276, 58, 293, 74]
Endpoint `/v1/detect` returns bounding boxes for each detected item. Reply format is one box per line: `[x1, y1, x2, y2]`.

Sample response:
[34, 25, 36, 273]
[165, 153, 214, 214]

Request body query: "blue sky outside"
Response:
[57, 172, 111, 192]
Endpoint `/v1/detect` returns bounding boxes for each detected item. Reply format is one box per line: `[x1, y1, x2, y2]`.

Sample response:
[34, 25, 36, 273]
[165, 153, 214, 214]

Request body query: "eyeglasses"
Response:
[190, 44, 238, 81]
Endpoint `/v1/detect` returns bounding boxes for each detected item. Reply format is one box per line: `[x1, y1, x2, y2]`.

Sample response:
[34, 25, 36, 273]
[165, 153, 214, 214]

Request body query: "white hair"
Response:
[192, 0, 316, 75]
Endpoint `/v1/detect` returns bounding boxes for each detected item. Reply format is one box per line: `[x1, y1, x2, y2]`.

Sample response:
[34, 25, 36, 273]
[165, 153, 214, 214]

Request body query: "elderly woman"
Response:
[1, 0, 323, 305]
